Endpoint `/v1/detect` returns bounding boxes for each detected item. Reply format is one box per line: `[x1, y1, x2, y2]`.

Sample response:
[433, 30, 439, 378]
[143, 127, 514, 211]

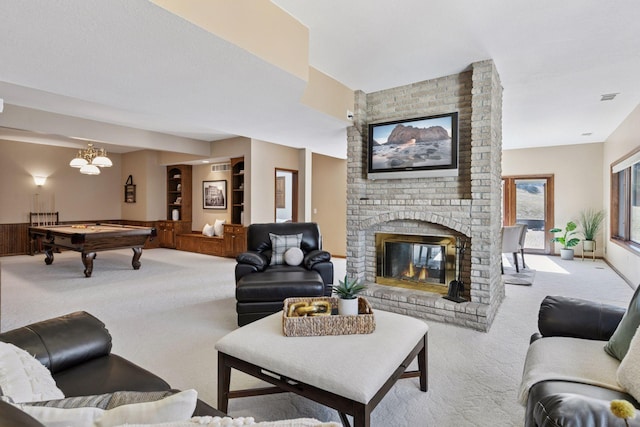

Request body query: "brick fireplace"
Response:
[346, 60, 504, 331]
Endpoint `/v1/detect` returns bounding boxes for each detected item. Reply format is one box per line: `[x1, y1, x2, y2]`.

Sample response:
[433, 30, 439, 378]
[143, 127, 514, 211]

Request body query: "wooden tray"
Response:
[282, 296, 375, 337]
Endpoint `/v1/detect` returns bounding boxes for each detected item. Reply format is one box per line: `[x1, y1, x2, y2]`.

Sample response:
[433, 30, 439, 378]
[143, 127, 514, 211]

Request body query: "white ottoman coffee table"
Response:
[215, 309, 428, 427]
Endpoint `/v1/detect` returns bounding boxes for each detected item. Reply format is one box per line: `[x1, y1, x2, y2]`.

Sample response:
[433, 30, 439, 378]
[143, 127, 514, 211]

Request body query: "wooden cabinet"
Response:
[157, 220, 191, 249]
[224, 224, 247, 257]
[162, 165, 192, 248]
[230, 157, 245, 225]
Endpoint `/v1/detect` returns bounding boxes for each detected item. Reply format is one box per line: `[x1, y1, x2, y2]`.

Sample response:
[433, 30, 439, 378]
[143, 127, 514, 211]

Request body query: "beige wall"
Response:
[0, 140, 122, 223]
[312, 153, 347, 257]
[249, 139, 304, 223]
[603, 104, 640, 285]
[121, 150, 166, 221]
[502, 142, 605, 257]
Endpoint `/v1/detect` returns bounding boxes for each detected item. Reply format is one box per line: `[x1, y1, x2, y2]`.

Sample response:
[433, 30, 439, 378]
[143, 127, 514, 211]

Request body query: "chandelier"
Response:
[69, 143, 113, 175]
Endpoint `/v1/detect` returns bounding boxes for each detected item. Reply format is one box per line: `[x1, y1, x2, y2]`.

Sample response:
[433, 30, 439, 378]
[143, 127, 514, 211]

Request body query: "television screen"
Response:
[367, 112, 458, 179]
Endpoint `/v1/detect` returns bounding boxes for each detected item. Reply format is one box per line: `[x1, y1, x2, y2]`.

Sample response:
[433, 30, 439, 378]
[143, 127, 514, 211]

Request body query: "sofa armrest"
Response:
[236, 251, 268, 271]
[532, 393, 640, 427]
[0, 311, 112, 374]
[538, 295, 625, 341]
[304, 249, 331, 269]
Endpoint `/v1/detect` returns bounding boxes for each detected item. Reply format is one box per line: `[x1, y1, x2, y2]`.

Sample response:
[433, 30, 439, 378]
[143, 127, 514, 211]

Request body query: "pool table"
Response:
[28, 223, 156, 277]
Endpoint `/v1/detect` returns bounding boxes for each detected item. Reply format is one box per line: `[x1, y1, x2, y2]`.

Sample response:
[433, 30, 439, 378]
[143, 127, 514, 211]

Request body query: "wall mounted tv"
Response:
[367, 112, 459, 180]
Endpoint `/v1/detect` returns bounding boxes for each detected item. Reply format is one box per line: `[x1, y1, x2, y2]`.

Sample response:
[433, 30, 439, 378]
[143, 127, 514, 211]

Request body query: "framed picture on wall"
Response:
[203, 180, 227, 210]
[275, 176, 286, 208]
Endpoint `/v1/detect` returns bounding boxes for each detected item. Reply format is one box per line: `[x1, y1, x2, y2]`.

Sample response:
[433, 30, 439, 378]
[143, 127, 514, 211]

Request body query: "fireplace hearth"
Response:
[375, 233, 456, 295]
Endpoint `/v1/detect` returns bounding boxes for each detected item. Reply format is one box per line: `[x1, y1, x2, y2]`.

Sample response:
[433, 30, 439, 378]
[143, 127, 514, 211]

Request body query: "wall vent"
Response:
[211, 163, 231, 172]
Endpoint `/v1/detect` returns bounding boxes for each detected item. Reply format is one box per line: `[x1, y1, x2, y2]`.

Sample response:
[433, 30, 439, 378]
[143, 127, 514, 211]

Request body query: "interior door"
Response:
[275, 168, 298, 223]
[502, 175, 554, 254]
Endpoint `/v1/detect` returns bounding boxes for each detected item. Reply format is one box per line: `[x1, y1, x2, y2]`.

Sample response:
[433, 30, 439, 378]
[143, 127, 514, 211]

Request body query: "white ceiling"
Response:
[1, 0, 639, 159]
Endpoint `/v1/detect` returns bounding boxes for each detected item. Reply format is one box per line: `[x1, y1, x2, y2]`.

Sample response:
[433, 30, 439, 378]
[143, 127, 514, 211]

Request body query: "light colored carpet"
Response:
[0, 249, 635, 426]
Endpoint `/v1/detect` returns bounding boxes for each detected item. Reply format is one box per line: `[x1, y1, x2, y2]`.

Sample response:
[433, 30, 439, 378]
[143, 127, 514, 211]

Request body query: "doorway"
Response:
[275, 168, 298, 223]
[502, 175, 554, 254]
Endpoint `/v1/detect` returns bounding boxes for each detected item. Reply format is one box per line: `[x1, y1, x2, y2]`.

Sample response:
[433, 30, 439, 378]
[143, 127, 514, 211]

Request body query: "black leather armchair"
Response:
[235, 222, 334, 326]
[525, 296, 639, 427]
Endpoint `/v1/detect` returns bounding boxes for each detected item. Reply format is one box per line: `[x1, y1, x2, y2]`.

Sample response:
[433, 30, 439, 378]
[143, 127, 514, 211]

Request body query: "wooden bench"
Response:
[176, 233, 226, 257]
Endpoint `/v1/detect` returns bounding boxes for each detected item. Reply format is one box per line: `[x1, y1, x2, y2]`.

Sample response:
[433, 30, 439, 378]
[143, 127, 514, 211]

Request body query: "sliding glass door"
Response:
[502, 175, 554, 254]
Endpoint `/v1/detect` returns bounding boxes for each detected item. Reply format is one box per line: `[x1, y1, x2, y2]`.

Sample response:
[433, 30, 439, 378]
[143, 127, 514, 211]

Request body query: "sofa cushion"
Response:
[52, 354, 171, 397]
[618, 327, 640, 401]
[518, 336, 622, 406]
[605, 286, 640, 361]
[25, 390, 175, 410]
[0, 342, 64, 403]
[15, 389, 197, 427]
[269, 233, 303, 265]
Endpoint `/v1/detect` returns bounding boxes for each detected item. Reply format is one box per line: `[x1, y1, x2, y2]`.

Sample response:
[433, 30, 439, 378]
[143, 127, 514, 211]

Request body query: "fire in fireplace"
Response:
[375, 233, 457, 294]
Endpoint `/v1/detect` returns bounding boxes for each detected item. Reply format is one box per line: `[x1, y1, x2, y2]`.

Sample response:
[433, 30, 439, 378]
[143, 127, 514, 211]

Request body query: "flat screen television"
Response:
[367, 112, 459, 180]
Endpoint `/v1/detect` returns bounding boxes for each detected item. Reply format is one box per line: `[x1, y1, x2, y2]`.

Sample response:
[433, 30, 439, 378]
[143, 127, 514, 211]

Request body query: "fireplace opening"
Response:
[375, 233, 457, 294]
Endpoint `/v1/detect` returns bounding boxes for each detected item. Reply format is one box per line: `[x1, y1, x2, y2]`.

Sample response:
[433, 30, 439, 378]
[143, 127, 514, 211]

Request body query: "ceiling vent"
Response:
[600, 93, 619, 101]
[211, 163, 231, 172]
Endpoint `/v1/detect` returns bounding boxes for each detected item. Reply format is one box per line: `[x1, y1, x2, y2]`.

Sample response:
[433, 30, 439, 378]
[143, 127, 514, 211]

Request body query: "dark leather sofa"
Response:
[235, 222, 333, 326]
[525, 295, 640, 427]
[0, 311, 224, 427]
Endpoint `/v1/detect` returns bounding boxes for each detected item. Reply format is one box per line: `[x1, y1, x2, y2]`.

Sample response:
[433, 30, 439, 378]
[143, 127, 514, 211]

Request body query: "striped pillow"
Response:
[269, 233, 303, 265]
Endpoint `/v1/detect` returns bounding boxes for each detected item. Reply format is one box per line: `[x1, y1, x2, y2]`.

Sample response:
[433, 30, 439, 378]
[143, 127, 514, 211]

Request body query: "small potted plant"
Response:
[550, 221, 580, 260]
[332, 274, 367, 316]
[578, 208, 605, 252]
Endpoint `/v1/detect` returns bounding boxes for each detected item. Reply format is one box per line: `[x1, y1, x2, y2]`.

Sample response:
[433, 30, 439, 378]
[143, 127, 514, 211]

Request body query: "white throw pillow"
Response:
[16, 404, 103, 427]
[617, 327, 640, 401]
[0, 342, 64, 403]
[202, 223, 214, 237]
[16, 389, 197, 427]
[284, 247, 304, 266]
[113, 417, 340, 427]
[213, 219, 226, 237]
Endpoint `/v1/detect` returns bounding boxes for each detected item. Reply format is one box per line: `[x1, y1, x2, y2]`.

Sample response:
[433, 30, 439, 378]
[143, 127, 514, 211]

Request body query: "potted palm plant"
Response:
[578, 208, 605, 252]
[550, 221, 580, 260]
[332, 274, 367, 316]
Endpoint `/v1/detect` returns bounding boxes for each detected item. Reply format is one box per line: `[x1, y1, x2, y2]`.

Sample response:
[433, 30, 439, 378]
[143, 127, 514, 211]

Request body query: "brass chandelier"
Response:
[69, 143, 112, 175]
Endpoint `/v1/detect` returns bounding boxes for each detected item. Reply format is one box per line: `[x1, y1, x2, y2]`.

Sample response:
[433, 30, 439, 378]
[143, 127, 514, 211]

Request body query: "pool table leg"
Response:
[132, 247, 143, 270]
[82, 252, 96, 277]
[44, 248, 54, 265]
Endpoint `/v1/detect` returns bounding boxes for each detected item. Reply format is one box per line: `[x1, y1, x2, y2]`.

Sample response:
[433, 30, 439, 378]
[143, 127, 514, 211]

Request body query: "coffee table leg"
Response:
[218, 352, 231, 413]
[419, 333, 428, 392]
[353, 402, 371, 427]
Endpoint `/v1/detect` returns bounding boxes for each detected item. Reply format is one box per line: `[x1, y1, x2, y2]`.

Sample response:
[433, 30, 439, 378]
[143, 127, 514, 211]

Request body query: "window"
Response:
[611, 149, 640, 246]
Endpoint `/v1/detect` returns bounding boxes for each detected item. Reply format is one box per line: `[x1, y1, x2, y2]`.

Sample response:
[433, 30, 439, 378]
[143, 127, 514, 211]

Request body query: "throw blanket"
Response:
[518, 336, 624, 405]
